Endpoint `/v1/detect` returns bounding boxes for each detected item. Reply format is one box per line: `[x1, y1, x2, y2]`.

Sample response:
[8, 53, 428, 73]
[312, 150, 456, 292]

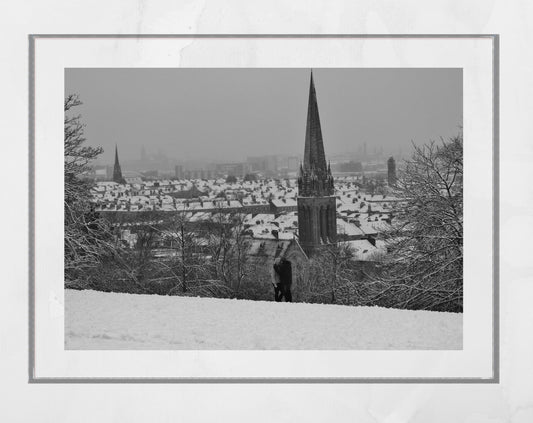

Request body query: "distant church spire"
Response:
[303, 70, 327, 172]
[113, 144, 126, 184]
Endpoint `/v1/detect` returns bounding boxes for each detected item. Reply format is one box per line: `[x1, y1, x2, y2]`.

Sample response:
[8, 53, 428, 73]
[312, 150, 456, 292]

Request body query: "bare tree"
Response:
[84, 212, 162, 294]
[223, 212, 251, 296]
[370, 133, 463, 312]
[165, 211, 199, 294]
[64, 94, 107, 286]
[304, 242, 360, 305]
[201, 209, 233, 283]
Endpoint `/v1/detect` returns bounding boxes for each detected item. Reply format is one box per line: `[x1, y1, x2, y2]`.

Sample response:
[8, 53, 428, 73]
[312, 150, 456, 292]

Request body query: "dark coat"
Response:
[273, 258, 292, 302]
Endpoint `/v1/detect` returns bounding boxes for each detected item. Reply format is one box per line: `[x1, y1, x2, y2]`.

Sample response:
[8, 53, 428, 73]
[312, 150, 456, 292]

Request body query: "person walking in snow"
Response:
[272, 256, 292, 302]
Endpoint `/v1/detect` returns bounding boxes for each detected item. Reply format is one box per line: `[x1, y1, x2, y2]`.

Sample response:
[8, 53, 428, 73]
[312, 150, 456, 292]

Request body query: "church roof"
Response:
[243, 238, 308, 267]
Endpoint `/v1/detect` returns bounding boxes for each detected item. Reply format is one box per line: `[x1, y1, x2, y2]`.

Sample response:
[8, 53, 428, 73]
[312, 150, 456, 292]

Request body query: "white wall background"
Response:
[1, 0, 532, 422]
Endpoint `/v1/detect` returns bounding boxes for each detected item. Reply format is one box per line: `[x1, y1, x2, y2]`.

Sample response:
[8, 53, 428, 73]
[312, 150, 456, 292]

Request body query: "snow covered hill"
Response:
[65, 289, 462, 350]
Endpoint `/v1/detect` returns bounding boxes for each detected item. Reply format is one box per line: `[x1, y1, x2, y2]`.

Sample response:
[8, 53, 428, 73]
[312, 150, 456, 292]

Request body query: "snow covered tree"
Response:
[372, 133, 463, 312]
[165, 211, 202, 294]
[222, 213, 251, 296]
[64, 94, 107, 286]
[202, 211, 233, 281]
[304, 242, 358, 305]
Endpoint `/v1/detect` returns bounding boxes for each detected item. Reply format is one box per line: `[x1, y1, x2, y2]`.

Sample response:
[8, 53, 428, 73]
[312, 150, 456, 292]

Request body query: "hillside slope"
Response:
[65, 289, 462, 350]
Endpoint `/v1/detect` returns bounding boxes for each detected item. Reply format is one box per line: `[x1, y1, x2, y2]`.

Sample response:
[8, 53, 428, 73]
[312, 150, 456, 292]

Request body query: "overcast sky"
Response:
[65, 68, 462, 164]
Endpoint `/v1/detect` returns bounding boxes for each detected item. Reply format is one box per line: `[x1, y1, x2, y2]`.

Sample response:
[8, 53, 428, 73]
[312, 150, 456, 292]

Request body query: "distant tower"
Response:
[113, 145, 126, 184]
[141, 145, 148, 162]
[387, 156, 396, 187]
[175, 164, 183, 180]
[297, 71, 337, 257]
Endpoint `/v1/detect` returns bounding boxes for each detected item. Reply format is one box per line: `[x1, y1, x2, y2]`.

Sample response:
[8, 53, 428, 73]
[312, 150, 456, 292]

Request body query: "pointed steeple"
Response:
[113, 144, 125, 184]
[298, 71, 333, 197]
[297, 71, 337, 256]
[303, 71, 327, 172]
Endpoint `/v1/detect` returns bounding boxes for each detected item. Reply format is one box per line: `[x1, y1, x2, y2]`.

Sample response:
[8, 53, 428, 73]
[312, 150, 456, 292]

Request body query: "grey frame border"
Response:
[28, 34, 499, 384]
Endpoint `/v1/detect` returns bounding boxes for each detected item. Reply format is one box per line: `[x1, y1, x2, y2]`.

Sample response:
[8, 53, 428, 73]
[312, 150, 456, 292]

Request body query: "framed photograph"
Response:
[30, 34, 498, 382]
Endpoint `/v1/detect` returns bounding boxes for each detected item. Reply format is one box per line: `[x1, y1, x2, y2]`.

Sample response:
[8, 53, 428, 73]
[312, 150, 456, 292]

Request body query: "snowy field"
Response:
[65, 289, 462, 350]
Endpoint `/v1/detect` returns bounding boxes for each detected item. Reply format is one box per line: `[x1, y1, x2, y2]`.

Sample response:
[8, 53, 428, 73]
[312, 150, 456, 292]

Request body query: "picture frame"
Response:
[29, 34, 499, 383]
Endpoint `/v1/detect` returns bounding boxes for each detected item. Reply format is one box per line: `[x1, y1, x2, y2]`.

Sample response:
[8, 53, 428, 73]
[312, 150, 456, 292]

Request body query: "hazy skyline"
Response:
[65, 68, 462, 164]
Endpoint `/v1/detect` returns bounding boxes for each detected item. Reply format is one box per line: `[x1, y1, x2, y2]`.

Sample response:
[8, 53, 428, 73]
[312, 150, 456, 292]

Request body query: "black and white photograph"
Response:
[64, 67, 463, 350]
[10, 0, 533, 418]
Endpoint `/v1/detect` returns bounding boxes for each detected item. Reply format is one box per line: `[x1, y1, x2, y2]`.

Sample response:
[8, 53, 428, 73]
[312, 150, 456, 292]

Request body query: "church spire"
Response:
[297, 71, 337, 256]
[303, 70, 327, 172]
[113, 144, 125, 184]
[298, 71, 333, 197]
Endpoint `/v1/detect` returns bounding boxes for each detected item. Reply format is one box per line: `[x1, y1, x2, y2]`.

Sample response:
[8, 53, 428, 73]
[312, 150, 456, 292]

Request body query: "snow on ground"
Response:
[65, 289, 462, 350]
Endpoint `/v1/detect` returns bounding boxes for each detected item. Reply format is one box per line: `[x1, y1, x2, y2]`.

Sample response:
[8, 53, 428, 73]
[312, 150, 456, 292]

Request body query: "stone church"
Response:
[242, 71, 337, 301]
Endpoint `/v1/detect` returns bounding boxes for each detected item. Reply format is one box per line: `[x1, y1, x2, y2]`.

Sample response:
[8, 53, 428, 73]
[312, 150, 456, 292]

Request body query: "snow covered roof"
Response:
[336, 219, 365, 237]
[245, 239, 293, 258]
[271, 198, 297, 207]
[274, 213, 298, 229]
[345, 239, 386, 261]
[249, 214, 275, 225]
[249, 223, 280, 239]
